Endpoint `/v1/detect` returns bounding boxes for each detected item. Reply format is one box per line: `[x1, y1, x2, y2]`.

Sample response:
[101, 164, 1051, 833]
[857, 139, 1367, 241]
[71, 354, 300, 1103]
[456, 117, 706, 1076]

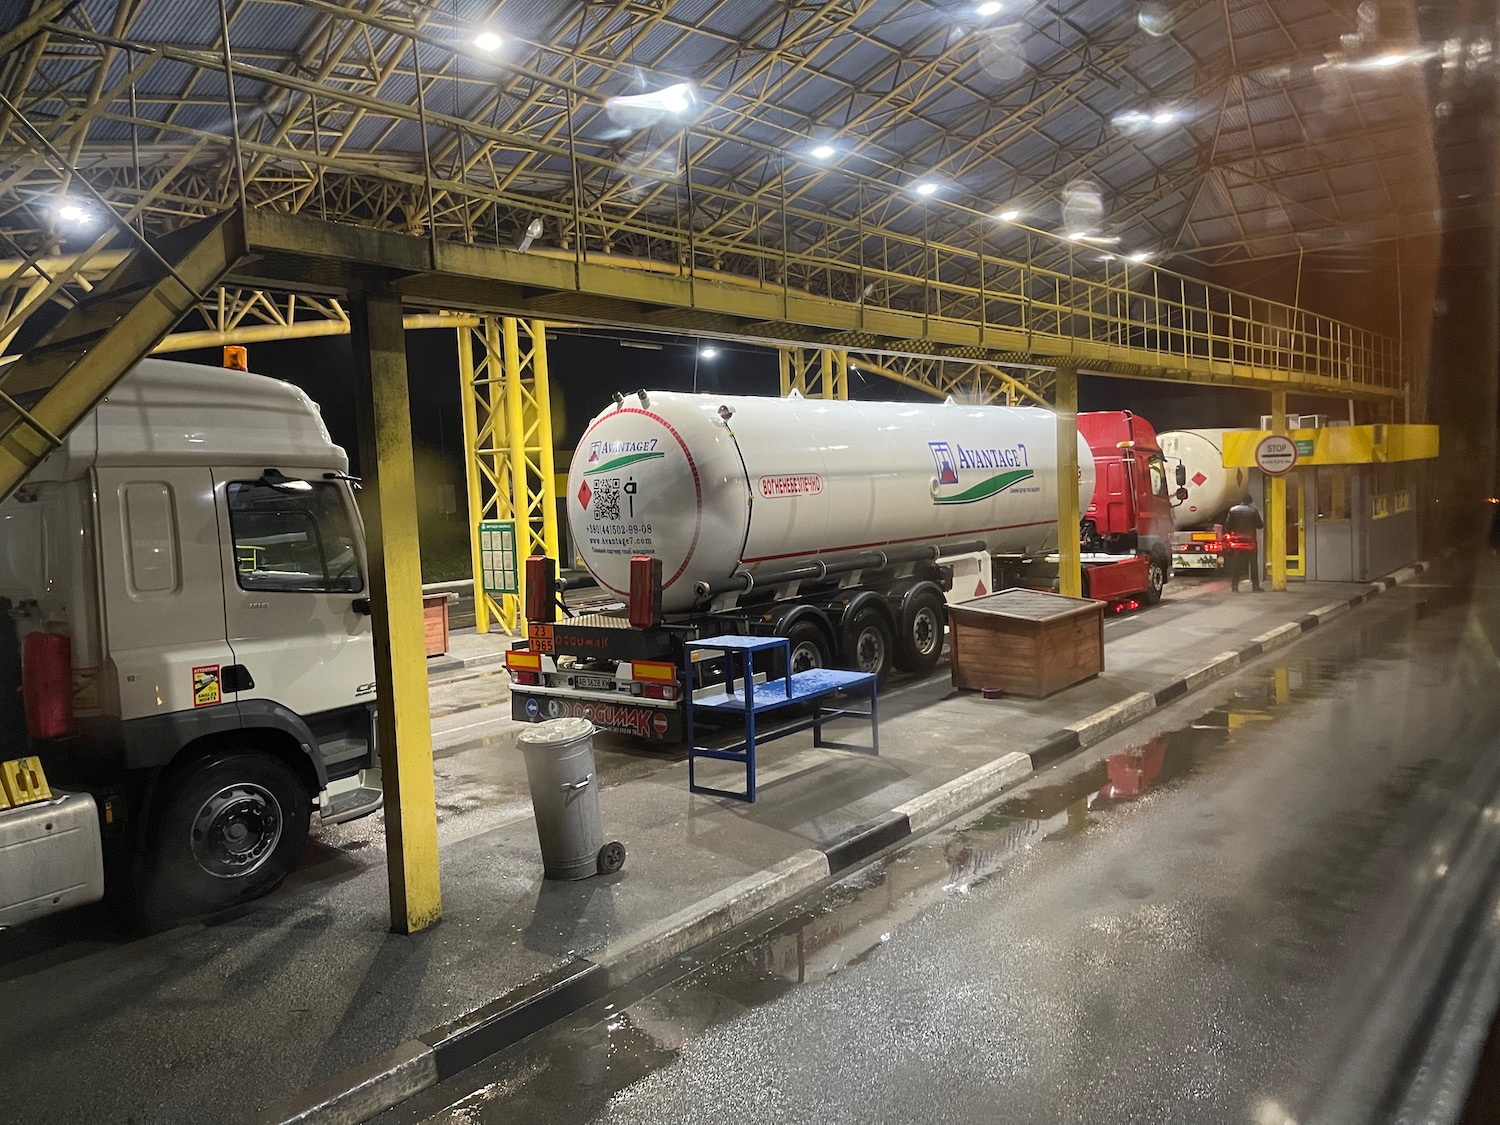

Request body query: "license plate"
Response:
[573, 674, 616, 692]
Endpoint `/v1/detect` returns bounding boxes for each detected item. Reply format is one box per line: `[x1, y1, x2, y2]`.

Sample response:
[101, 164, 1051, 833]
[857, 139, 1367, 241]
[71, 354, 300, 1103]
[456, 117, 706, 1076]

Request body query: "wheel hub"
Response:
[856, 628, 885, 671]
[913, 608, 939, 655]
[190, 783, 283, 879]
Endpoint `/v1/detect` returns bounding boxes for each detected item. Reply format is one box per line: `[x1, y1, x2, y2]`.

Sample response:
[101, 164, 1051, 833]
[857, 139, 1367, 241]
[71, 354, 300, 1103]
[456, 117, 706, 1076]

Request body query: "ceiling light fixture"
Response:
[996, 208, 1022, 222]
[977, 1, 1004, 13]
[810, 143, 836, 160]
[1128, 250, 1152, 262]
[913, 181, 939, 197]
[516, 216, 544, 252]
[55, 201, 93, 226]
[699, 346, 719, 359]
[473, 31, 503, 52]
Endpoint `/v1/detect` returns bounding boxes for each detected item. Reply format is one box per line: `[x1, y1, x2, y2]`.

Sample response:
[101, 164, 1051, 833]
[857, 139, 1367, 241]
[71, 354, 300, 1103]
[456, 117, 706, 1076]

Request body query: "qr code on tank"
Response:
[592, 477, 622, 521]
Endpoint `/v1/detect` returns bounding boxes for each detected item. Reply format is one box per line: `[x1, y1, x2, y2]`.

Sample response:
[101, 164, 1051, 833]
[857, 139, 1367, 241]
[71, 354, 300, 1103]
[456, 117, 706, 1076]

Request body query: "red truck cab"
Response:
[1077, 410, 1176, 568]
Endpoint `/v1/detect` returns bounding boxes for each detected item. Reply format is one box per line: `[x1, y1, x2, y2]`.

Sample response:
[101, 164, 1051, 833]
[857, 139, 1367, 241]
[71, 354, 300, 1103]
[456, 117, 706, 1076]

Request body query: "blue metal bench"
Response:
[685, 634, 879, 803]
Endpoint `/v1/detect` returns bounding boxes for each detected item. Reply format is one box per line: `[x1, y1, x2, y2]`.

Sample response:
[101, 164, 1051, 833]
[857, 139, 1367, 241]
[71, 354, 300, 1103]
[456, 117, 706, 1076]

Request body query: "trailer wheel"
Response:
[841, 604, 895, 688]
[780, 617, 833, 674]
[893, 587, 947, 675]
[1143, 553, 1167, 605]
[144, 750, 312, 921]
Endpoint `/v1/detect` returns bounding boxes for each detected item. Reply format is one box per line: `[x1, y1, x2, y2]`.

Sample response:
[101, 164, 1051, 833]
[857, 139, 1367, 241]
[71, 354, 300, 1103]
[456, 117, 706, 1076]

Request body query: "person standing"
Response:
[1223, 500, 1264, 592]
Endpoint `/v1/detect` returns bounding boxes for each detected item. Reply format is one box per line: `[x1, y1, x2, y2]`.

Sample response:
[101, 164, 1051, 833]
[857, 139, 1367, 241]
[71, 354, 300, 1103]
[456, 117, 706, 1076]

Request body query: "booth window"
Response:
[227, 481, 364, 593]
[1316, 466, 1350, 520]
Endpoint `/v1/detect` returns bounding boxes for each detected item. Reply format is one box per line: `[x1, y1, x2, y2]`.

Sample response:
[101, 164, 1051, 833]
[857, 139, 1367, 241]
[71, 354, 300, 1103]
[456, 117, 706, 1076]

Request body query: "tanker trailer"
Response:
[506, 392, 1094, 742]
[1158, 429, 1254, 571]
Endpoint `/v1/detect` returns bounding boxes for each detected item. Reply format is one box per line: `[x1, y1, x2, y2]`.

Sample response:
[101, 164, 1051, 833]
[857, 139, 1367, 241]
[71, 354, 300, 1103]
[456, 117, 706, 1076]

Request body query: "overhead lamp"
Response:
[607, 81, 697, 118]
[1151, 110, 1178, 125]
[473, 31, 503, 52]
[810, 143, 836, 160]
[516, 216, 543, 252]
[913, 181, 939, 197]
[996, 208, 1022, 222]
[1069, 233, 1120, 243]
[54, 201, 93, 227]
[1128, 250, 1152, 262]
[977, 0, 1003, 13]
[699, 346, 719, 359]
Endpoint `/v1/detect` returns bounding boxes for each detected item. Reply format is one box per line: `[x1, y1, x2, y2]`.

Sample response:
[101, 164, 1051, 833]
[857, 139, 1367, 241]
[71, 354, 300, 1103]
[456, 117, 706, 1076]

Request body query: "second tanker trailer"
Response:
[507, 392, 1172, 742]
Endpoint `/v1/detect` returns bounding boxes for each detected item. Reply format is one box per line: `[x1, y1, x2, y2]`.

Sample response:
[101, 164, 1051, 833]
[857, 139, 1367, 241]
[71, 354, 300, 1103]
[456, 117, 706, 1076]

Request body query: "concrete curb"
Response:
[258, 560, 1432, 1125]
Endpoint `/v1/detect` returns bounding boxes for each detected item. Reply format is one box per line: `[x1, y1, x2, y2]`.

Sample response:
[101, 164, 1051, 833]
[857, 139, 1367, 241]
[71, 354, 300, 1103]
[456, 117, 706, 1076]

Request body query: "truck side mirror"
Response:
[1175, 464, 1187, 486]
[1176, 487, 1190, 501]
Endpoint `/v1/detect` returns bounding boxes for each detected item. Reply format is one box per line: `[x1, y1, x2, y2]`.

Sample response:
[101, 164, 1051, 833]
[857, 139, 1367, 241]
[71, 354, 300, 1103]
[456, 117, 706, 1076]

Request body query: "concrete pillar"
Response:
[350, 290, 443, 934]
[1268, 390, 1288, 592]
[1055, 365, 1082, 598]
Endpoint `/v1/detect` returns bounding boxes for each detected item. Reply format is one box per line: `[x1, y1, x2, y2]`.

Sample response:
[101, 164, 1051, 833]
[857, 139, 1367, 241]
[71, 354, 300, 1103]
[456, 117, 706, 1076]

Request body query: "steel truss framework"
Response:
[457, 315, 557, 634]
[0, 1, 1429, 407]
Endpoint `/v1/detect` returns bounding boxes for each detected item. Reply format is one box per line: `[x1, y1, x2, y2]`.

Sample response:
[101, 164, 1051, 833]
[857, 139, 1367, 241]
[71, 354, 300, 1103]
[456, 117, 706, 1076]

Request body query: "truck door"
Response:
[213, 469, 373, 722]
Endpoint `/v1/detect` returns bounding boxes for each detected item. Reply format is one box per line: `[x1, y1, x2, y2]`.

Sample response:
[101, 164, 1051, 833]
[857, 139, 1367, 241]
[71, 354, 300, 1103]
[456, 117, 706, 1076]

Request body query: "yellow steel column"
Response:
[503, 316, 529, 626]
[778, 349, 792, 396]
[456, 325, 489, 634]
[350, 291, 442, 934]
[1268, 390, 1288, 591]
[832, 350, 850, 399]
[528, 320, 560, 566]
[819, 350, 835, 400]
[1055, 365, 1082, 598]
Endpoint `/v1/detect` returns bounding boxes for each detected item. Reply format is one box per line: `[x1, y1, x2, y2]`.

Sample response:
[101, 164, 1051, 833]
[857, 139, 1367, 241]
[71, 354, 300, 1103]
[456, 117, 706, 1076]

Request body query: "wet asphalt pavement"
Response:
[377, 576, 1500, 1125]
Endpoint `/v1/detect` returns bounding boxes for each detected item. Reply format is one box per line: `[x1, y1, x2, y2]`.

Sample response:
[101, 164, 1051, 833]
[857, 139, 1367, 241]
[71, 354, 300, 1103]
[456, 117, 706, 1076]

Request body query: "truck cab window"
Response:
[227, 481, 363, 593]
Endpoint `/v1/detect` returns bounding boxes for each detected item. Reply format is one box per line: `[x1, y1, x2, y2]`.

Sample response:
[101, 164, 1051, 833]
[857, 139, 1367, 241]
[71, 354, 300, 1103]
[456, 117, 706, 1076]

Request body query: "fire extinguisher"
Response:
[22, 630, 73, 739]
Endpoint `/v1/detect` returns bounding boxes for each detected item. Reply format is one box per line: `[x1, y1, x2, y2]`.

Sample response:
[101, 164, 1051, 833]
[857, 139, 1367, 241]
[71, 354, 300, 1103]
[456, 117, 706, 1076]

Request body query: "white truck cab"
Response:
[0, 358, 379, 925]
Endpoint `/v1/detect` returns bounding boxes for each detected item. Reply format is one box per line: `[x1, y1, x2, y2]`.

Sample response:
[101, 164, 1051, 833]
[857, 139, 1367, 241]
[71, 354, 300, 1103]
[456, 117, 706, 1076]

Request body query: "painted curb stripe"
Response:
[1153, 679, 1189, 706]
[1029, 729, 1082, 767]
[269, 560, 1434, 1125]
[824, 813, 912, 873]
[421, 960, 608, 1080]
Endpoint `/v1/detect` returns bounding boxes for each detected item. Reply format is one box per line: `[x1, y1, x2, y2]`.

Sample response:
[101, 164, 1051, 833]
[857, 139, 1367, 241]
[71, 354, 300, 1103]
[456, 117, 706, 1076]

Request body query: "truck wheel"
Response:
[840, 605, 895, 689]
[781, 618, 832, 674]
[145, 751, 311, 920]
[1143, 554, 1167, 605]
[893, 587, 947, 675]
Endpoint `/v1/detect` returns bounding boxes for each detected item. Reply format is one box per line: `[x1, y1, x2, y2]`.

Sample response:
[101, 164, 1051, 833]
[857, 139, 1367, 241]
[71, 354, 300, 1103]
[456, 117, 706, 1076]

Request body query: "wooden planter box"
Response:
[423, 593, 451, 658]
[947, 589, 1104, 698]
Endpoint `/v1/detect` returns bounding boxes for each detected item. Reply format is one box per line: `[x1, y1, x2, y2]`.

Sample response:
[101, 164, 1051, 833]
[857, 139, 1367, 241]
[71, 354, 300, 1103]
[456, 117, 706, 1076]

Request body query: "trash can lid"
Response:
[516, 716, 595, 748]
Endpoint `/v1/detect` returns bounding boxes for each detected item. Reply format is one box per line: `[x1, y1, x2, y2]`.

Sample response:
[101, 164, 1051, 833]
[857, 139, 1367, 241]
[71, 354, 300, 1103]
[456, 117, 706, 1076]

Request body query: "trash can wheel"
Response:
[597, 841, 626, 875]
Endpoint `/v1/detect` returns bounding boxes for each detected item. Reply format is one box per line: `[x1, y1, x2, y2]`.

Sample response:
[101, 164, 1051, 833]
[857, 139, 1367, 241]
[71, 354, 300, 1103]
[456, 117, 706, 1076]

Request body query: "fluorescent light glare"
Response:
[473, 31, 503, 52]
[997, 208, 1022, 222]
[699, 346, 719, 359]
[606, 81, 698, 119]
[1129, 250, 1152, 262]
[977, 1, 1004, 13]
[1151, 110, 1178, 125]
[55, 201, 93, 227]
[913, 181, 939, 197]
[810, 143, 836, 160]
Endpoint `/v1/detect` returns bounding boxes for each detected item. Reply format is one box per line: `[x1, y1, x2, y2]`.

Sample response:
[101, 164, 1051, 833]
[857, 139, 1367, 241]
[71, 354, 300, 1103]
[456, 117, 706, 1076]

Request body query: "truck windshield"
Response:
[226, 481, 363, 594]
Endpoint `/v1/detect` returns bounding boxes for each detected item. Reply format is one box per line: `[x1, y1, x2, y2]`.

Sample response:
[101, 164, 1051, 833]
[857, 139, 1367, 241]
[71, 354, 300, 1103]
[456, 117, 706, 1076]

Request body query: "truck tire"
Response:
[780, 617, 833, 674]
[145, 750, 312, 920]
[1142, 552, 1168, 605]
[840, 603, 895, 689]
[893, 586, 947, 675]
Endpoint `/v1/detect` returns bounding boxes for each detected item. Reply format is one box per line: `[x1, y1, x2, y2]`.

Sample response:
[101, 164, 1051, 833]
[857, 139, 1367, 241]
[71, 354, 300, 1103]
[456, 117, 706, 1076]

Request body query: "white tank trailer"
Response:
[568, 392, 1096, 613]
[1157, 429, 1253, 530]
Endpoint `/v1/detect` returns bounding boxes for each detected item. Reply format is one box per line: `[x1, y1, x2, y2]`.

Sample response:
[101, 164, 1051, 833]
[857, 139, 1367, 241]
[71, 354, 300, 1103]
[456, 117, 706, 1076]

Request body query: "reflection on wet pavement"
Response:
[382, 589, 1466, 1125]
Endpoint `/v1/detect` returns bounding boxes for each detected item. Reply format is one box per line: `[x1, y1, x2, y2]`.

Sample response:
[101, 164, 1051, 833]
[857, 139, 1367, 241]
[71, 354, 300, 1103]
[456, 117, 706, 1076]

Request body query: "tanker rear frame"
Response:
[505, 545, 1157, 744]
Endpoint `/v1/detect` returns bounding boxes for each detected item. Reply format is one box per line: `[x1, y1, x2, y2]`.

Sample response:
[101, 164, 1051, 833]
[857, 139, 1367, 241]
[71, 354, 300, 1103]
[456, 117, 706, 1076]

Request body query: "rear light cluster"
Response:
[505, 650, 542, 686]
[642, 683, 679, 700]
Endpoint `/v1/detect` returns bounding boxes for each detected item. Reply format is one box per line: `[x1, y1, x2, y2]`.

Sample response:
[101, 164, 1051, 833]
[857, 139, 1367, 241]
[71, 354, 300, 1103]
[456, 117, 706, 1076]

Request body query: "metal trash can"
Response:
[516, 717, 626, 880]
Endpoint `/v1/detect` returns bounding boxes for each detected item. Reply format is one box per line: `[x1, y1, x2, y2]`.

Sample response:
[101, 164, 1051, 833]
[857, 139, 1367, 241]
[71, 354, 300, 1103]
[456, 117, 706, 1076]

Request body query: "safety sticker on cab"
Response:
[193, 664, 221, 707]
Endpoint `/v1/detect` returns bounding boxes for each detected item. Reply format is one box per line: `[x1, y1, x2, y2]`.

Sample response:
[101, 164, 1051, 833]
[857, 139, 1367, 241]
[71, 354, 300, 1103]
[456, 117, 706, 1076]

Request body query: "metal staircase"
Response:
[0, 211, 245, 501]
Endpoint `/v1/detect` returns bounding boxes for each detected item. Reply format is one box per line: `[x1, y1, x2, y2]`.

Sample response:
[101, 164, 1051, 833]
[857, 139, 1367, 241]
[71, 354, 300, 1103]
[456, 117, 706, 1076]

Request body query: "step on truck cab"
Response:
[0, 358, 380, 926]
